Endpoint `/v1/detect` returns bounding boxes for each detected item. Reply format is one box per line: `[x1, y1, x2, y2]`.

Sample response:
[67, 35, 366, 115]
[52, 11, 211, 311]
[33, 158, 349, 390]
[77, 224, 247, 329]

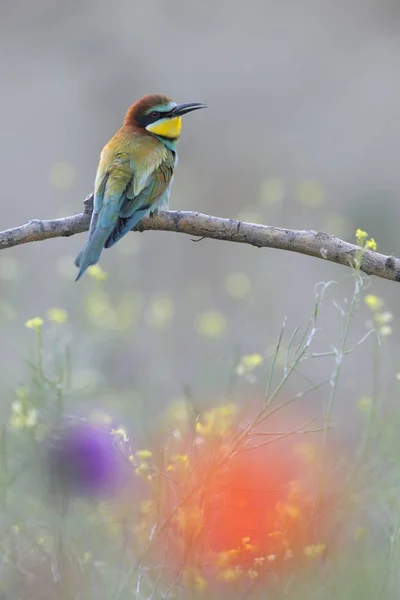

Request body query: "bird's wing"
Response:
[104, 151, 175, 248]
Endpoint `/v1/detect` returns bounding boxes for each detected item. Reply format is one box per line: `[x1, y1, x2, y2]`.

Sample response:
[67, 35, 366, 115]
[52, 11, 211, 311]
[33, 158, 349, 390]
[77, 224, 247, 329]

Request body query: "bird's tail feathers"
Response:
[74, 226, 112, 281]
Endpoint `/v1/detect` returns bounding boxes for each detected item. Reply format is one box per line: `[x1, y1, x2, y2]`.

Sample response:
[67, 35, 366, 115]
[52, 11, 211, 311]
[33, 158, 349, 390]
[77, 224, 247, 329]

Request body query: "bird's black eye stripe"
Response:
[136, 110, 163, 128]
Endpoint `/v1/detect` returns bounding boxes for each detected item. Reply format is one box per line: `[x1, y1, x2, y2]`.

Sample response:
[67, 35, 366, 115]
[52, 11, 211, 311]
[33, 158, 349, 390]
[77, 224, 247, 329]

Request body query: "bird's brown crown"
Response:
[124, 94, 174, 127]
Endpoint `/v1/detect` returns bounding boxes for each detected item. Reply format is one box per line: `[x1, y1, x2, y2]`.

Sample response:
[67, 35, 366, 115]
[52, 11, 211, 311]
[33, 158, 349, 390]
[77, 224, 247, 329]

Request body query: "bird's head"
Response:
[124, 94, 206, 149]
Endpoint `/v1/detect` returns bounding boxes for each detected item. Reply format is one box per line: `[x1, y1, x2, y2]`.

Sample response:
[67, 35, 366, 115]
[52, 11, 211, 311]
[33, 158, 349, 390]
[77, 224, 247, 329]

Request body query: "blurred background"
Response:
[1, 0, 400, 429]
[2, 0, 400, 597]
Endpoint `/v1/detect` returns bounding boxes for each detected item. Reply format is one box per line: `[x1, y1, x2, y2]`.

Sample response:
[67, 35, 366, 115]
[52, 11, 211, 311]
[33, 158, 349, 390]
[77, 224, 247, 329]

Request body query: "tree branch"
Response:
[0, 195, 399, 283]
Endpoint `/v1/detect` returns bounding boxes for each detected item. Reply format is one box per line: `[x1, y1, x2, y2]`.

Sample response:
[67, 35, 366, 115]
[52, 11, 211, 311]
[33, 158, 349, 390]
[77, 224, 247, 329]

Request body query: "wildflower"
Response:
[183, 568, 208, 592]
[278, 503, 301, 519]
[87, 264, 108, 281]
[235, 353, 264, 375]
[364, 295, 383, 312]
[193, 573, 207, 591]
[365, 238, 377, 251]
[304, 543, 326, 558]
[379, 325, 392, 337]
[172, 453, 189, 464]
[196, 403, 238, 437]
[25, 317, 43, 329]
[218, 567, 241, 583]
[195, 310, 227, 338]
[355, 229, 368, 246]
[136, 449, 152, 459]
[9, 400, 37, 430]
[135, 463, 150, 477]
[48, 424, 120, 498]
[216, 549, 239, 568]
[242, 536, 255, 551]
[46, 308, 68, 324]
[110, 427, 129, 443]
[357, 397, 372, 412]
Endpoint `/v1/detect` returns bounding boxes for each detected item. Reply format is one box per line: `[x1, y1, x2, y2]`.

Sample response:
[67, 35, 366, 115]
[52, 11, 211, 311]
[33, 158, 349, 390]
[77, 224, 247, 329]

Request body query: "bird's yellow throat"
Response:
[146, 116, 182, 139]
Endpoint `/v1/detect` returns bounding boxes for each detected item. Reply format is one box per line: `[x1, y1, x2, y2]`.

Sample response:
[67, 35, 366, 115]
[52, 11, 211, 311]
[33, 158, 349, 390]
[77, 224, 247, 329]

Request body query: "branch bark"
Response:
[0, 195, 399, 283]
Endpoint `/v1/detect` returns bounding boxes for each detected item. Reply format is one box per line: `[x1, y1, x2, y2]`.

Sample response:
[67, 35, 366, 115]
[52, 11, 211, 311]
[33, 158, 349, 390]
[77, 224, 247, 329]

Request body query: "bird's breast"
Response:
[130, 136, 173, 196]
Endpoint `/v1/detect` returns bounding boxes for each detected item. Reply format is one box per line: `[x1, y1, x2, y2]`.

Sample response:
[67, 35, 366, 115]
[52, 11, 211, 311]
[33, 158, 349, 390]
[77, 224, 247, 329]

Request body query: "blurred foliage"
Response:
[0, 263, 399, 598]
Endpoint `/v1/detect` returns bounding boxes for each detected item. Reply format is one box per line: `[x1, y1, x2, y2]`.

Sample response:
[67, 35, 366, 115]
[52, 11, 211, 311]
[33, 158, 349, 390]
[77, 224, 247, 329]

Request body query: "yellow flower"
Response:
[87, 264, 108, 281]
[136, 449, 152, 459]
[193, 574, 207, 591]
[242, 536, 255, 551]
[218, 567, 241, 583]
[304, 543, 326, 558]
[25, 317, 43, 329]
[172, 454, 189, 465]
[195, 310, 227, 338]
[364, 295, 383, 312]
[46, 308, 68, 324]
[374, 311, 393, 327]
[355, 229, 368, 246]
[281, 504, 301, 519]
[236, 353, 264, 375]
[183, 568, 208, 592]
[9, 400, 37, 430]
[217, 549, 239, 568]
[365, 238, 377, 251]
[357, 396, 372, 412]
[379, 325, 393, 337]
[135, 463, 149, 477]
[195, 404, 238, 437]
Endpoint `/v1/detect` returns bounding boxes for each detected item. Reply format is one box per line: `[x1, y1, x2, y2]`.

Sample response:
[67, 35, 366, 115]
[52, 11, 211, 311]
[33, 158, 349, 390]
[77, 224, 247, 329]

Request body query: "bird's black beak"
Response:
[170, 102, 207, 117]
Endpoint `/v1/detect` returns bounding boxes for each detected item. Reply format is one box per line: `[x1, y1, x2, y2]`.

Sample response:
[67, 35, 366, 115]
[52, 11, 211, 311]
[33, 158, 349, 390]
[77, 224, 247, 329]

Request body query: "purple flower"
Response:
[48, 423, 120, 498]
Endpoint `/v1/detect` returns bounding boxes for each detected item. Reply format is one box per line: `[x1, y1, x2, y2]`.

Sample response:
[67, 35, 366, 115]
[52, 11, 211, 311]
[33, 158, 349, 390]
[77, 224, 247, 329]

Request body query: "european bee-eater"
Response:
[74, 94, 206, 280]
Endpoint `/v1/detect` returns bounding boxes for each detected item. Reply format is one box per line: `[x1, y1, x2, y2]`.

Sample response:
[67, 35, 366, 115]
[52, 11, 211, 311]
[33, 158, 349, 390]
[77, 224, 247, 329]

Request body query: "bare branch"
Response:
[0, 195, 399, 283]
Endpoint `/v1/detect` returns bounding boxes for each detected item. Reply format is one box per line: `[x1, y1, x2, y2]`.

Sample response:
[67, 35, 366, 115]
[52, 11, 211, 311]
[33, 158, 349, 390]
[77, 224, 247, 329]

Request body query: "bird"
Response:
[74, 94, 206, 280]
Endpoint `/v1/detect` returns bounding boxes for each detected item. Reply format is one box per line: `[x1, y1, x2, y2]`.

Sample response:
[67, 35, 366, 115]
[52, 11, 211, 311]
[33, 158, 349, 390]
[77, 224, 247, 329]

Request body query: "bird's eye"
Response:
[149, 111, 159, 118]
